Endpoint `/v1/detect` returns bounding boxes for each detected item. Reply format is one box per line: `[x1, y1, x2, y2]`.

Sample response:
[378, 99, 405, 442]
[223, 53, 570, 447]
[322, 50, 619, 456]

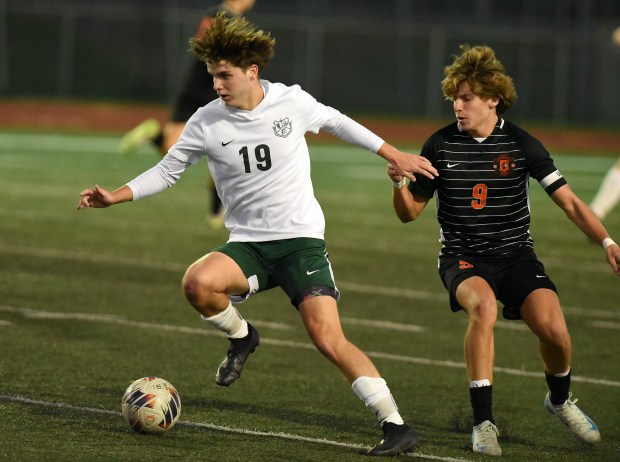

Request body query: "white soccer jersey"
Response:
[127, 80, 384, 242]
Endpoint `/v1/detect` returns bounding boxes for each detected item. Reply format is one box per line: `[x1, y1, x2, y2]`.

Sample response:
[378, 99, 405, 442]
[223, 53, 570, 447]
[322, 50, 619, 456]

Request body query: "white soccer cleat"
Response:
[544, 392, 601, 445]
[472, 420, 502, 456]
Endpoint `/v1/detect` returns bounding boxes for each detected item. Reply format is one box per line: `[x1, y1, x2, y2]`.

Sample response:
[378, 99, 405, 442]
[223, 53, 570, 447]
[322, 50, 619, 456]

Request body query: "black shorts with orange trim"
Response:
[438, 249, 557, 320]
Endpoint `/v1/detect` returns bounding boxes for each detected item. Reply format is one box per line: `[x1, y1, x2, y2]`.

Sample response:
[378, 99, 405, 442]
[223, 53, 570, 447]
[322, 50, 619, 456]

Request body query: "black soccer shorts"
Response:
[438, 249, 558, 320]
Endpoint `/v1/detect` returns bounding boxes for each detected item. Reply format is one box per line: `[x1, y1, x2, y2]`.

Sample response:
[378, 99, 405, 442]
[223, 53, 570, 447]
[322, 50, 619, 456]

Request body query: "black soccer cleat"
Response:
[215, 323, 260, 387]
[367, 422, 420, 457]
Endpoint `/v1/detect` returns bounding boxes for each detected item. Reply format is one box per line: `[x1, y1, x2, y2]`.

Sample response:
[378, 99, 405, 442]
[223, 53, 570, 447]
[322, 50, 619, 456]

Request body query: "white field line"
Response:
[340, 316, 425, 333]
[0, 133, 120, 153]
[0, 394, 469, 462]
[1, 243, 617, 323]
[1, 305, 619, 388]
[588, 321, 620, 330]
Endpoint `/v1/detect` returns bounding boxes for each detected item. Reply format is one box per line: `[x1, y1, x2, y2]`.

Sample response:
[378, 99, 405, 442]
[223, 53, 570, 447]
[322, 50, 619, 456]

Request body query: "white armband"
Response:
[392, 178, 407, 189]
[603, 237, 617, 251]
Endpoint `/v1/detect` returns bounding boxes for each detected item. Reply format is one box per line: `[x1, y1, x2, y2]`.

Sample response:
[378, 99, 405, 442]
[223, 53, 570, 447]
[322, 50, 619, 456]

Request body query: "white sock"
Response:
[200, 302, 248, 338]
[470, 379, 491, 388]
[590, 164, 620, 219]
[552, 369, 570, 378]
[351, 376, 404, 426]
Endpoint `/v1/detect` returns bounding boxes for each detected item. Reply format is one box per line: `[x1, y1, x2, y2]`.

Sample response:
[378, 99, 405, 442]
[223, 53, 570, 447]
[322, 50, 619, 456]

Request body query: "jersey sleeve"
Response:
[509, 124, 567, 196]
[126, 154, 191, 200]
[297, 87, 384, 153]
[127, 113, 206, 200]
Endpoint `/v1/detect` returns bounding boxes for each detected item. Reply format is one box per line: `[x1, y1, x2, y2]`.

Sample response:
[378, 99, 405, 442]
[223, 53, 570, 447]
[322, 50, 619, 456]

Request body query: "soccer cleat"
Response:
[544, 392, 601, 445]
[119, 118, 161, 154]
[367, 422, 419, 457]
[215, 323, 260, 387]
[471, 420, 502, 456]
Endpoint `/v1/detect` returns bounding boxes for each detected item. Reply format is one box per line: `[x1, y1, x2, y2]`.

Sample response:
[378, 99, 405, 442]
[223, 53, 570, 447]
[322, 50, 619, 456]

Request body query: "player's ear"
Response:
[247, 64, 259, 80]
[489, 96, 500, 109]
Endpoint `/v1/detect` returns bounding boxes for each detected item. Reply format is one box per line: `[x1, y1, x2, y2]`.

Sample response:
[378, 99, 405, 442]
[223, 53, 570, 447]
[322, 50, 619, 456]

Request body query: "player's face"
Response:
[453, 81, 499, 138]
[227, 0, 256, 14]
[208, 60, 258, 110]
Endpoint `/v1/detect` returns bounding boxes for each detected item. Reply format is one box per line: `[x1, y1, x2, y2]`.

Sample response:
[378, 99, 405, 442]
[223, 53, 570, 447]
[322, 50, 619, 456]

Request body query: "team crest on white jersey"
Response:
[273, 117, 292, 138]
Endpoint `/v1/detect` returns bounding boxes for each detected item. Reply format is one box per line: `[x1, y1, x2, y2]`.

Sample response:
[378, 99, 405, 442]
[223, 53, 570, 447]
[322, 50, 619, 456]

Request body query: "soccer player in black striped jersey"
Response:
[388, 44, 620, 456]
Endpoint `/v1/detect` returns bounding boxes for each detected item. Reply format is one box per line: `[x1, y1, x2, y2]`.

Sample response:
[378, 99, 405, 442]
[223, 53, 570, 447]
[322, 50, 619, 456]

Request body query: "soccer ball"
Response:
[121, 376, 182, 434]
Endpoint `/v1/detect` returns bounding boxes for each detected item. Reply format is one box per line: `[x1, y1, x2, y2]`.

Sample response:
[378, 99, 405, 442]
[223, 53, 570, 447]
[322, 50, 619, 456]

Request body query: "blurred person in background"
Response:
[387, 44, 618, 456]
[588, 26, 620, 221]
[80, 13, 439, 456]
[590, 158, 620, 220]
[120, 0, 256, 229]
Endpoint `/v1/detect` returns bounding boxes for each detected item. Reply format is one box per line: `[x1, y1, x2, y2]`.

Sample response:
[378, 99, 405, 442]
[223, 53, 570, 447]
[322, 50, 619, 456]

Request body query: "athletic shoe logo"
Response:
[221, 140, 234, 146]
[273, 117, 292, 138]
[306, 269, 320, 275]
[459, 260, 473, 269]
[536, 275, 547, 278]
[447, 162, 460, 168]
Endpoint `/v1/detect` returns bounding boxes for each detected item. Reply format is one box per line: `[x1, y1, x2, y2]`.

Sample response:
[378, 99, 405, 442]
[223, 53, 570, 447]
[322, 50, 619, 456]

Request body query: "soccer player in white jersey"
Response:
[590, 157, 620, 220]
[77, 12, 438, 456]
[387, 44, 620, 456]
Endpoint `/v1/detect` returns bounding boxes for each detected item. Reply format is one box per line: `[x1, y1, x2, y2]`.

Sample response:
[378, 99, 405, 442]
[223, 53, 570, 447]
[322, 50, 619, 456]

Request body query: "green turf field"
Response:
[0, 131, 618, 461]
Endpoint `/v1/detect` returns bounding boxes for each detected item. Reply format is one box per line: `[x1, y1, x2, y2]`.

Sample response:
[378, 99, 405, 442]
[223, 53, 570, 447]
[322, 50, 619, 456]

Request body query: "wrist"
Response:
[603, 237, 617, 251]
[392, 178, 407, 189]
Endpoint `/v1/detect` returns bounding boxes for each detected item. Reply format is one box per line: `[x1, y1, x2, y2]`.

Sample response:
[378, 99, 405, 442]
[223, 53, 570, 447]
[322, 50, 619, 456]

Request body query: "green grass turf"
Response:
[0, 131, 618, 461]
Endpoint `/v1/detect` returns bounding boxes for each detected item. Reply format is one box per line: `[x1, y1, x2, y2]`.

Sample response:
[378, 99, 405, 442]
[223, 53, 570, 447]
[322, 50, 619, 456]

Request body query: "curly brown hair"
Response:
[441, 44, 517, 114]
[190, 12, 275, 72]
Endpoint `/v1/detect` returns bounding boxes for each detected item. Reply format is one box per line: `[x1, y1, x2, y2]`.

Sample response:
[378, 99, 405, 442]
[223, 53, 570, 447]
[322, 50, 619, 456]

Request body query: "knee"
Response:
[182, 265, 213, 305]
[538, 321, 571, 347]
[468, 299, 498, 330]
[309, 330, 347, 362]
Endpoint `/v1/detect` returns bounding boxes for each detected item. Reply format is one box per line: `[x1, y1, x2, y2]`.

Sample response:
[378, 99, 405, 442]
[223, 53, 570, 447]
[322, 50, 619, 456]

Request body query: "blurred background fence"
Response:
[2, 0, 620, 127]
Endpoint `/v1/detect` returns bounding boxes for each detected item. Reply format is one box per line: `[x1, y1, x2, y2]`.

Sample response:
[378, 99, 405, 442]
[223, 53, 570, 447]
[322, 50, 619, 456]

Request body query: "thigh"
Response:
[496, 253, 557, 320]
[455, 276, 498, 316]
[298, 295, 343, 338]
[520, 288, 567, 337]
[269, 238, 339, 306]
[211, 242, 275, 302]
[439, 255, 497, 312]
[186, 251, 249, 295]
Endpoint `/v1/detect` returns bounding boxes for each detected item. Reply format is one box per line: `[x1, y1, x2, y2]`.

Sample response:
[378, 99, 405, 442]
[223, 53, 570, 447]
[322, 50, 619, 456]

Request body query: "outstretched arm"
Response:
[378, 143, 438, 182]
[387, 163, 430, 222]
[77, 152, 193, 211]
[320, 111, 438, 181]
[77, 185, 133, 210]
[551, 184, 620, 275]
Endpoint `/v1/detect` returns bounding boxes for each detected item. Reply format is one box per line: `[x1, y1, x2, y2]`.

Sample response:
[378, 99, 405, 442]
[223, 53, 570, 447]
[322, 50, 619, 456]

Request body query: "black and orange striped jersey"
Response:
[410, 118, 567, 257]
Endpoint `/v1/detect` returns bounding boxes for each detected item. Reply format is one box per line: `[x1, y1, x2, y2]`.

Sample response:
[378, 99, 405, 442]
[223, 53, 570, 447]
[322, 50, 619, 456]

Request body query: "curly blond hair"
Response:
[190, 12, 275, 72]
[441, 44, 517, 114]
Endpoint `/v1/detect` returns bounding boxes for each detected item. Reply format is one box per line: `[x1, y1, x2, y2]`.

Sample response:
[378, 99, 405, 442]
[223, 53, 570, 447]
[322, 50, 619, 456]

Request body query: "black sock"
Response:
[152, 131, 164, 150]
[545, 369, 571, 405]
[470, 385, 494, 426]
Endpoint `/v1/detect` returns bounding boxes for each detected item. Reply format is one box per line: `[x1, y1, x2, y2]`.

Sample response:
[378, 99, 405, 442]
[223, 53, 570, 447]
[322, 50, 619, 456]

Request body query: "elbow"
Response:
[397, 211, 419, 223]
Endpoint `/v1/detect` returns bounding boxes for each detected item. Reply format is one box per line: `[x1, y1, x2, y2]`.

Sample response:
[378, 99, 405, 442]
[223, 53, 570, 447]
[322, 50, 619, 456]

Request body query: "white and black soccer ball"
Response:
[121, 376, 181, 434]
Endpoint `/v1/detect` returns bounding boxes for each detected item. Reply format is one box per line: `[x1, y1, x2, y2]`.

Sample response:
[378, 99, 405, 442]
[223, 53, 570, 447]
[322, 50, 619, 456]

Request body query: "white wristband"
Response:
[602, 237, 617, 250]
[392, 178, 407, 189]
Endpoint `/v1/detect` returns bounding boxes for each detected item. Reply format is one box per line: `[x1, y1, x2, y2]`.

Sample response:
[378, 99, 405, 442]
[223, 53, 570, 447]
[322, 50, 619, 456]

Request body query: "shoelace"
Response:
[554, 394, 591, 430]
[476, 423, 499, 445]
